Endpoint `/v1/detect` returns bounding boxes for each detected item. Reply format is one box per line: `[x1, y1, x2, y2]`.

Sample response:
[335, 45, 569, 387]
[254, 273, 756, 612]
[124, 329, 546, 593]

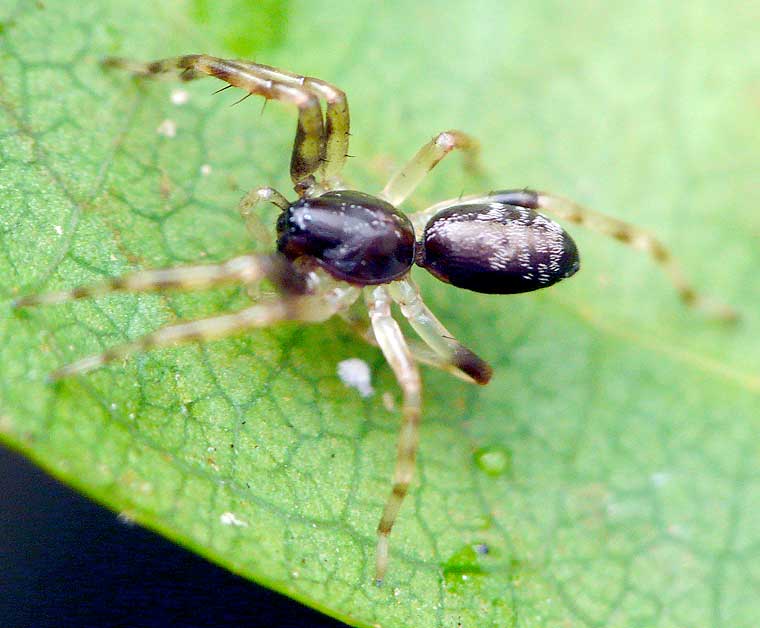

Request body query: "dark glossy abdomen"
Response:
[418, 202, 580, 294]
[277, 190, 416, 285]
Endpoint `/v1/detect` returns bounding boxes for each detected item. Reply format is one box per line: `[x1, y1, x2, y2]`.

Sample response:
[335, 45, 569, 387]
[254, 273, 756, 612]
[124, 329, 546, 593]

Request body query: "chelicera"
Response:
[13, 55, 736, 584]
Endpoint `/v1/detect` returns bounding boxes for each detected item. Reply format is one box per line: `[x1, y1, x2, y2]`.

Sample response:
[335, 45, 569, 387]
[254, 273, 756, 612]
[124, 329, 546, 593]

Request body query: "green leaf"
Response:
[2, 1, 759, 626]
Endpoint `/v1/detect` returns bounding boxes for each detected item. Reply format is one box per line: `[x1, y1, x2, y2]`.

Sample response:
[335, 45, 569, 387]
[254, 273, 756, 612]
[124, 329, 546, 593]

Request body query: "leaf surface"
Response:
[1, 1, 759, 626]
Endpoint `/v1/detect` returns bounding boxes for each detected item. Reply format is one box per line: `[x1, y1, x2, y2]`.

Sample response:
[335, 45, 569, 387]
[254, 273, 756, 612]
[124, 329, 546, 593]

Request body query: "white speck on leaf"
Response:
[668, 523, 690, 538]
[220, 512, 248, 527]
[337, 358, 374, 398]
[156, 119, 177, 138]
[171, 88, 189, 105]
[53, 225, 63, 235]
[200, 164, 212, 176]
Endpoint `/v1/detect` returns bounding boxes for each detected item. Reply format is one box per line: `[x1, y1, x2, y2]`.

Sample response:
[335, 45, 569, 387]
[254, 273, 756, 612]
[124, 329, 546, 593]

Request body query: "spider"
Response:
[13, 54, 736, 584]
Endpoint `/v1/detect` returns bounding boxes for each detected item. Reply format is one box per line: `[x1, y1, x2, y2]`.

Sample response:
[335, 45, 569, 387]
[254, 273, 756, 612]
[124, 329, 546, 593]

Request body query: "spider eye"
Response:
[417, 202, 580, 294]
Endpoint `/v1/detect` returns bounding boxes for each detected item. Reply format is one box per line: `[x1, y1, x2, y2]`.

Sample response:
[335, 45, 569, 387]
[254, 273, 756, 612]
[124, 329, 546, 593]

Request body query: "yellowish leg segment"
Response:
[380, 130, 480, 206]
[387, 277, 492, 384]
[48, 293, 345, 380]
[531, 191, 737, 320]
[104, 55, 326, 186]
[338, 309, 480, 384]
[237, 186, 290, 248]
[240, 62, 350, 184]
[365, 286, 422, 585]
[12, 254, 276, 308]
[412, 189, 737, 321]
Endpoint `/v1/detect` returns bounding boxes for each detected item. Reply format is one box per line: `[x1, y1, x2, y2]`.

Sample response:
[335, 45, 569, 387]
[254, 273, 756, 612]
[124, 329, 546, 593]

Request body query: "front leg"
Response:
[338, 308, 486, 384]
[104, 55, 325, 187]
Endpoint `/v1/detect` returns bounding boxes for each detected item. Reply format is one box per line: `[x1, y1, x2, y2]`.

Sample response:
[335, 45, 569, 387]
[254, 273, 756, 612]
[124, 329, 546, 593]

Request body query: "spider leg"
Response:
[46, 286, 356, 380]
[387, 277, 492, 384]
[104, 55, 326, 187]
[413, 189, 737, 321]
[237, 186, 290, 248]
[365, 286, 422, 585]
[380, 130, 480, 206]
[338, 309, 477, 383]
[227, 61, 350, 185]
[517, 189, 737, 321]
[12, 253, 280, 308]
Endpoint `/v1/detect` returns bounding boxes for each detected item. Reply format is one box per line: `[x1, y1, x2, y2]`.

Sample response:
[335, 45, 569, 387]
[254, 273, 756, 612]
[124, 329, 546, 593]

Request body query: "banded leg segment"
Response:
[47, 292, 344, 380]
[412, 189, 737, 320]
[338, 309, 480, 383]
[366, 286, 422, 585]
[381, 130, 480, 206]
[104, 55, 325, 185]
[238, 62, 350, 183]
[387, 278, 492, 384]
[12, 254, 278, 308]
[508, 189, 738, 321]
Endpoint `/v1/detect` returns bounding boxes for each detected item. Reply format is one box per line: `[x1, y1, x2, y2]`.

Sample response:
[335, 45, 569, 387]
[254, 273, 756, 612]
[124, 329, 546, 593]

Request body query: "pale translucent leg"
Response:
[412, 189, 737, 321]
[380, 130, 480, 206]
[337, 309, 475, 383]
[531, 190, 737, 321]
[104, 55, 325, 186]
[12, 254, 277, 308]
[46, 291, 351, 380]
[387, 277, 492, 384]
[237, 185, 290, 248]
[365, 286, 422, 585]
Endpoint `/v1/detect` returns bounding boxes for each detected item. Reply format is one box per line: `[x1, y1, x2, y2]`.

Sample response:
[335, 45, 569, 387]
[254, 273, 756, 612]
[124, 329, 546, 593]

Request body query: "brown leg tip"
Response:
[453, 347, 493, 385]
[101, 57, 130, 71]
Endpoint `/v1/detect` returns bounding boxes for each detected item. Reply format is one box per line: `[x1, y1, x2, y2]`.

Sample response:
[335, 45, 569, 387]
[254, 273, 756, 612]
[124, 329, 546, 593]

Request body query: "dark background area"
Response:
[0, 446, 347, 628]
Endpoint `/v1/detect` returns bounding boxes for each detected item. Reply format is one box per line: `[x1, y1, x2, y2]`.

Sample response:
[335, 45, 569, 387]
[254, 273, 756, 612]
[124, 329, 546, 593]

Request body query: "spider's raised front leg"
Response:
[104, 55, 342, 188]
[380, 130, 480, 206]
[365, 286, 422, 585]
[238, 62, 350, 185]
[387, 277, 492, 384]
